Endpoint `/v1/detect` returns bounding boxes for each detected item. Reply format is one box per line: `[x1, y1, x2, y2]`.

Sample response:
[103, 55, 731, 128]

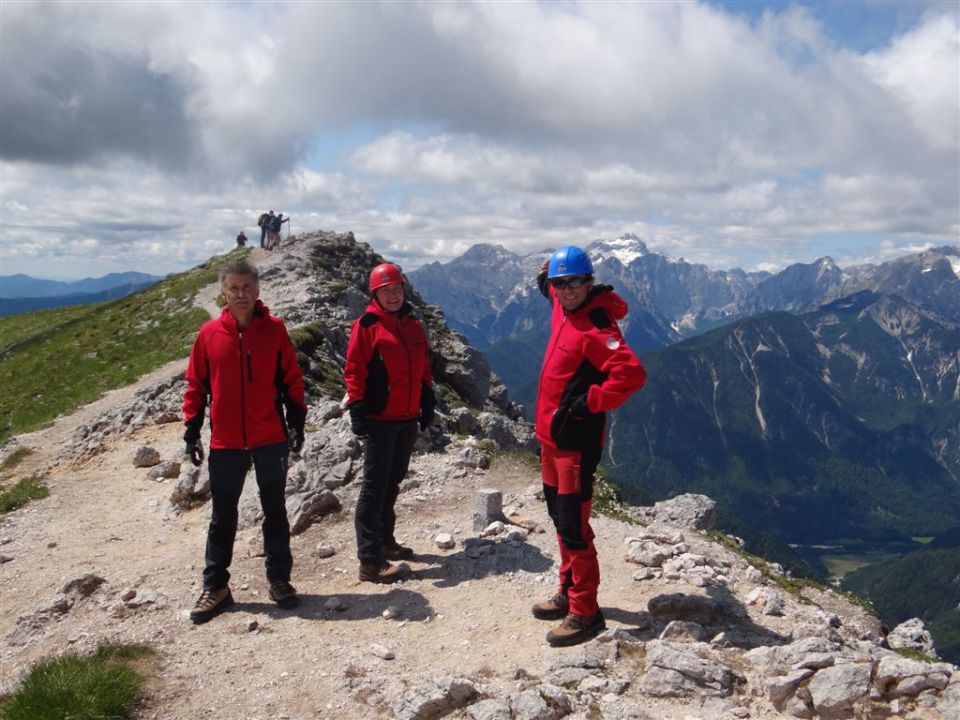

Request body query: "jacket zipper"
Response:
[403, 323, 415, 414]
[539, 314, 568, 419]
[238, 330, 249, 449]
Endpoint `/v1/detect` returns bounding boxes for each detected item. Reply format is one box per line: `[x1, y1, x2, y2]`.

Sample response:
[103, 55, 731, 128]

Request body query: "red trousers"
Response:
[541, 442, 601, 616]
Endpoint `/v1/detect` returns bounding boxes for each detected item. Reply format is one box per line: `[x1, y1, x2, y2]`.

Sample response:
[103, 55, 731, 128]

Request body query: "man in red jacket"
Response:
[182, 259, 307, 623]
[531, 246, 646, 646]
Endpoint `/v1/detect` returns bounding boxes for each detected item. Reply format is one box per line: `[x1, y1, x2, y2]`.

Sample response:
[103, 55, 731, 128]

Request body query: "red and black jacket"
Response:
[536, 284, 646, 452]
[183, 301, 306, 450]
[344, 299, 432, 421]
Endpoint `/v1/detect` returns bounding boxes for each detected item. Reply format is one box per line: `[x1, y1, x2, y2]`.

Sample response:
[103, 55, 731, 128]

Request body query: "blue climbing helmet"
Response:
[547, 246, 594, 279]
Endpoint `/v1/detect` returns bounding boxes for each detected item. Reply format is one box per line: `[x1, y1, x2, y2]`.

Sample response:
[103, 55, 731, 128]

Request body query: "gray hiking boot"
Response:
[189, 586, 233, 624]
[268, 580, 299, 609]
[358, 560, 410, 584]
[546, 610, 606, 647]
[531, 592, 569, 620]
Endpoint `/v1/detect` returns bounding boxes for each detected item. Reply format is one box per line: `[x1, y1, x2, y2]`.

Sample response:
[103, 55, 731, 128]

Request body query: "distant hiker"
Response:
[266, 212, 289, 250]
[257, 211, 274, 248]
[235, 230, 247, 248]
[531, 246, 646, 646]
[182, 259, 307, 623]
[344, 262, 436, 584]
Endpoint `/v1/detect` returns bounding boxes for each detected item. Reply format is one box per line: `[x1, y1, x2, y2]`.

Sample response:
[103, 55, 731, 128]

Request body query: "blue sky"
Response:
[1, 0, 957, 280]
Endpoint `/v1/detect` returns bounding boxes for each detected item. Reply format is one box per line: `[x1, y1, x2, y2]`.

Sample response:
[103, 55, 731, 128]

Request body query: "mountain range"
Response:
[0, 272, 163, 316]
[410, 238, 960, 546]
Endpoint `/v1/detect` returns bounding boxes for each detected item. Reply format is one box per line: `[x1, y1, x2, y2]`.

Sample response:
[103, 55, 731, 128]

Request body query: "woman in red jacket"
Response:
[344, 263, 435, 583]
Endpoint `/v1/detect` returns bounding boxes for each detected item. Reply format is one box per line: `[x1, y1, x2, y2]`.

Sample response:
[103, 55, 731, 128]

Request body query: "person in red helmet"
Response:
[531, 245, 646, 646]
[344, 262, 436, 583]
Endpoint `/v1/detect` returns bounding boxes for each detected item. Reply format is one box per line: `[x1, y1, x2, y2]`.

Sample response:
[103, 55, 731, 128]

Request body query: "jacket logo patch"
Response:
[606, 337, 620, 350]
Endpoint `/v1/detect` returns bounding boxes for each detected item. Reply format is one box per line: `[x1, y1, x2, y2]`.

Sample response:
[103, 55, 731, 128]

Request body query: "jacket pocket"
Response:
[550, 403, 604, 452]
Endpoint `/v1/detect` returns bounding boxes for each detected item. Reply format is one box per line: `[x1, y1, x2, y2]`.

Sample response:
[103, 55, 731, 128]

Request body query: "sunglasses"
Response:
[550, 276, 590, 290]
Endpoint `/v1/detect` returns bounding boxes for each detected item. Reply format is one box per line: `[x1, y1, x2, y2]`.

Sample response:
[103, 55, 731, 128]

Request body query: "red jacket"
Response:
[344, 300, 432, 421]
[183, 302, 305, 450]
[536, 286, 646, 451]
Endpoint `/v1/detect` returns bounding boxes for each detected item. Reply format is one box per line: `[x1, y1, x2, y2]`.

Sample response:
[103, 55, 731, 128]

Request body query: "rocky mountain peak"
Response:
[588, 233, 651, 266]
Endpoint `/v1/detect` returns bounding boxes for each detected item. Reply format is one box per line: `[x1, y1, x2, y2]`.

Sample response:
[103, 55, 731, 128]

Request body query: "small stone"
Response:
[324, 597, 347, 612]
[0, 554, 11, 564]
[435, 533, 456, 550]
[120, 588, 137, 602]
[247, 620, 259, 632]
[383, 606, 400, 620]
[314, 545, 336, 558]
[370, 643, 395, 660]
[47, 542, 57, 549]
[132, 446, 161, 468]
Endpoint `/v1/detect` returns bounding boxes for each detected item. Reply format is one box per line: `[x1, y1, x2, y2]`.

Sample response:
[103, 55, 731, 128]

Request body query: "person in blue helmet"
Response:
[531, 245, 646, 646]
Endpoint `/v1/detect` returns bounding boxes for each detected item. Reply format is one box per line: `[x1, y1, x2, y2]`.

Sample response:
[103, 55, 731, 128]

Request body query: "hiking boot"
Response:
[268, 580, 299, 609]
[531, 592, 569, 620]
[358, 560, 410, 584]
[189, 586, 233, 624]
[546, 611, 606, 647]
[382, 541, 415, 561]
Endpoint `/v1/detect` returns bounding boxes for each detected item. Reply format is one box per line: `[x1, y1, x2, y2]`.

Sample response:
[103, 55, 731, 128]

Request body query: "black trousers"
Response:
[203, 442, 291, 589]
[355, 419, 418, 564]
[259, 226, 267, 247]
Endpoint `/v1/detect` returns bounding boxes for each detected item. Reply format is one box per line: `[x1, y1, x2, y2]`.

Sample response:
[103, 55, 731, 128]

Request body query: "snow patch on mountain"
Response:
[588, 233, 650, 267]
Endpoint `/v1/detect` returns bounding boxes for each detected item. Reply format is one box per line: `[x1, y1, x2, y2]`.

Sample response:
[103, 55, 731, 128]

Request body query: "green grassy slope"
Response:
[0, 249, 247, 443]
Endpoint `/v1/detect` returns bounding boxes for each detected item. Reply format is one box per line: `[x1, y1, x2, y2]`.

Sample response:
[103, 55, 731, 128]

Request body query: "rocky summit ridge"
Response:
[0, 230, 957, 720]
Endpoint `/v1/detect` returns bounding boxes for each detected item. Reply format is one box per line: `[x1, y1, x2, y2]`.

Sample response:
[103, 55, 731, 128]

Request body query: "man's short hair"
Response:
[219, 260, 259, 285]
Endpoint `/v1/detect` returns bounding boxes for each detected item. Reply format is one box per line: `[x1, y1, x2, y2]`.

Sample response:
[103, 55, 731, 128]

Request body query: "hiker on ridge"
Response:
[236, 230, 247, 248]
[530, 245, 646, 646]
[257, 211, 273, 249]
[267, 212, 289, 250]
[182, 259, 307, 623]
[343, 262, 436, 584]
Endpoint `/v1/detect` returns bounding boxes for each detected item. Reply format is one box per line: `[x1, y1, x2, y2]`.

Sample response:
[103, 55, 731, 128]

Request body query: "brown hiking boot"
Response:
[189, 586, 233, 624]
[531, 592, 569, 620]
[382, 541, 415, 561]
[546, 610, 606, 647]
[358, 560, 410, 584]
[268, 580, 299, 609]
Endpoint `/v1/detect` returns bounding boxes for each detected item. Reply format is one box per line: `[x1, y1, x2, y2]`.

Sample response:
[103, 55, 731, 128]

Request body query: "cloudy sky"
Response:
[1, 0, 957, 280]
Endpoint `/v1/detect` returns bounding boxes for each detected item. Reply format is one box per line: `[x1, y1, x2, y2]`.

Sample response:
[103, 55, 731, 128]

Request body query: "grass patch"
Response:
[0, 447, 32, 475]
[892, 647, 940, 664]
[592, 472, 643, 525]
[0, 249, 248, 444]
[705, 530, 824, 603]
[0, 475, 49, 514]
[708, 529, 879, 614]
[0, 644, 154, 720]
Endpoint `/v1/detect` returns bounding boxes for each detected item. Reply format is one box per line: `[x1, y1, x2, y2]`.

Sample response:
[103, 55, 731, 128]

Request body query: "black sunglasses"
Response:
[550, 276, 590, 290]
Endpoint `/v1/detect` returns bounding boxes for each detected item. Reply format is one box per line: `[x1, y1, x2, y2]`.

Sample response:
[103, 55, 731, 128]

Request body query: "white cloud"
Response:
[0, 1, 956, 278]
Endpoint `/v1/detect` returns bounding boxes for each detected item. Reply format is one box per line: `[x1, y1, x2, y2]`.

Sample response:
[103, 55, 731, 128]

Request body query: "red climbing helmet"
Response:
[368, 263, 404, 293]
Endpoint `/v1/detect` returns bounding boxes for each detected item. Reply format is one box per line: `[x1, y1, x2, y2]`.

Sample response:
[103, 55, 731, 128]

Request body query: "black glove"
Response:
[288, 426, 304, 453]
[419, 383, 436, 431]
[349, 403, 369, 437]
[568, 394, 590, 418]
[183, 421, 204, 467]
[185, 439, 204, 467]
[286, 404, 307, 453]
[536, 261, 550, 298]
